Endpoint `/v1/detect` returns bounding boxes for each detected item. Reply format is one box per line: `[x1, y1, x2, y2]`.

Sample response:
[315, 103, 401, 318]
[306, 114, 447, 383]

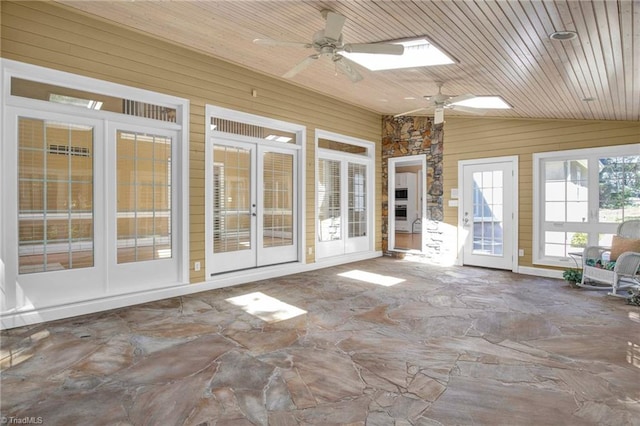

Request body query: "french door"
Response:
[316, 150, 370, 259]
[208, 136, 298, 275]
[460, 157, 517, 270]
[107, 123, 179, 290]
[6, 109, 179, 309]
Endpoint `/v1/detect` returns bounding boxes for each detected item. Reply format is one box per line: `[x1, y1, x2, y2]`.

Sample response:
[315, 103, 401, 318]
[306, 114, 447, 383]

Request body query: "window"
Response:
[18, 118, 94, 273]
[534, 144, 640, 266]
[318, 159, 341, 242]
[2, 59, 189, 318]
[348, 163, 367, 238]
[12, 78, 177, 122]
[116, 131, 172, 263]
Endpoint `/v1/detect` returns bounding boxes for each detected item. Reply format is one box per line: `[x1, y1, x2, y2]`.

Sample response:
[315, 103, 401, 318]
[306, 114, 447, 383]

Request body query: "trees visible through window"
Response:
[534, 145, 640, 266]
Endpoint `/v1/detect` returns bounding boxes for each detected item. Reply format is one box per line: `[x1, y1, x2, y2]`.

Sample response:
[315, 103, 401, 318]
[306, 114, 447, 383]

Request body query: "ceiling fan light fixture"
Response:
[450, 96, 511, 109]
[549, 30, 578, 41]
[342, 37, 455, 71]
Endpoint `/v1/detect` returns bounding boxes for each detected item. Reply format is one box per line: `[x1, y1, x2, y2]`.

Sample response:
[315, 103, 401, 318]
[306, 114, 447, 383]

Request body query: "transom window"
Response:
[2, 59, 189, 319]
[534, 144, 640, 266]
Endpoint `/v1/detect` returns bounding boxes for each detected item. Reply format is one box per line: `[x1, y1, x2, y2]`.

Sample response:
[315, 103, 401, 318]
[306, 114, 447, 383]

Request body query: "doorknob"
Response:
[463, 212, 470, 227]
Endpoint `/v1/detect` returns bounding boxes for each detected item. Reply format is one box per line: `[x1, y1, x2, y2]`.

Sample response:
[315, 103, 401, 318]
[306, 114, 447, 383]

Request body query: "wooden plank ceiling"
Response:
[56, 0, 639, 121]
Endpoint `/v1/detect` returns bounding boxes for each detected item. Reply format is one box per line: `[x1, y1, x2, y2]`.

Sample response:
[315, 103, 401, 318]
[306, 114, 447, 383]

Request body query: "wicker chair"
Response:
[579, 219, 640, 297]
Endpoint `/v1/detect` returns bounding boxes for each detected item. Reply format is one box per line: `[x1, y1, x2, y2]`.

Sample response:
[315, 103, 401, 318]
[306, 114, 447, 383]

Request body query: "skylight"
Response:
[49, 94, 103, 110]
[342, 38, 455, 71]
[451, 96, 511, 109]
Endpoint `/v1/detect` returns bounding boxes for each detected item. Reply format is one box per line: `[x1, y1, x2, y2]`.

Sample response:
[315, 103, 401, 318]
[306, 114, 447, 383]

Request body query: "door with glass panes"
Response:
[108, 124, 179, 290]
[461, 159, 515, 270]
[9, 110, 179, 308]
[209, 136, 297, 274]
[317, 150, 370, 259]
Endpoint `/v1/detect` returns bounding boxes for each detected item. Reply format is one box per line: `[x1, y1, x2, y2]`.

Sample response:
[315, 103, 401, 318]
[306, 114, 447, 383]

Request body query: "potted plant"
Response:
[627, 288, 640, 307]
[563, 268, 583, 288]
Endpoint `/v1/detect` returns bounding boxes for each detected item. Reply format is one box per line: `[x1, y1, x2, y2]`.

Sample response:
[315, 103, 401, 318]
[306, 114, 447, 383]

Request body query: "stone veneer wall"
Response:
[382, 115, 445, 261]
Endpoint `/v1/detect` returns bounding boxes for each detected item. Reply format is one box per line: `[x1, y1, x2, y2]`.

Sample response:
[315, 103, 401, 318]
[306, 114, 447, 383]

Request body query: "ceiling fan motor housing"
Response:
[313, 30, 343, 50]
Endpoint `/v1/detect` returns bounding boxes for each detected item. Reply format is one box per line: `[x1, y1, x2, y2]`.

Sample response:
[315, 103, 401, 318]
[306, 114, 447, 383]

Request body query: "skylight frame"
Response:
[342, 37, 457, 71]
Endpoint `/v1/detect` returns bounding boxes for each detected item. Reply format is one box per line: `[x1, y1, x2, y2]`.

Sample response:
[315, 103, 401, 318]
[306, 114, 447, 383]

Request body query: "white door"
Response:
[6, 111, 183, 306]
[257, 145, 297, 266]
[7, 110, 107, 307]
[461, 158, 517, 270]
[209, 137, 297, 274]
[108, 124, 179, 290]
[317, 151, 370, 258]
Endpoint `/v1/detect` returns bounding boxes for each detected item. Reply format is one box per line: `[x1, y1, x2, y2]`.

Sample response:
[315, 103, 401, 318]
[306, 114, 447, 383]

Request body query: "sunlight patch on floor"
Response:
[628, 341, 640, 369]
[226, 292, 307, 323]
[0, 330, 49, 371]
[338, 269, 405, 287]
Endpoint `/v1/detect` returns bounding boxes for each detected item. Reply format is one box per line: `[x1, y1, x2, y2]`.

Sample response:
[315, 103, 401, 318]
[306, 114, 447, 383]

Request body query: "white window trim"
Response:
[533, 143, 640, 268]
[1, 59, 190, 318]
[315, 129, 376, 258]
[204, 104, 306, 279]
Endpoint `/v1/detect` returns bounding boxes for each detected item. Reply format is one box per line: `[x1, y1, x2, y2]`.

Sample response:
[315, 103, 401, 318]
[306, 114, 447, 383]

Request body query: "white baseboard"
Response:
[1, 251, 382, 330]
[517, 265, 563, 279]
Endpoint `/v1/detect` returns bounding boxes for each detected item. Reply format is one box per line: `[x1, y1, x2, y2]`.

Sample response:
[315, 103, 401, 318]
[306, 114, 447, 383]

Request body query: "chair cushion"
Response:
[585, 258, 617, 270]
[610, 235, 640, 261]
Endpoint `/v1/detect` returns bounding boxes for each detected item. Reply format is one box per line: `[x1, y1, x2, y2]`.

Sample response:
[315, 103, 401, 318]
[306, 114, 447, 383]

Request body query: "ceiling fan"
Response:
[394, 82, 484, 124]
[253, 9, 404, 82]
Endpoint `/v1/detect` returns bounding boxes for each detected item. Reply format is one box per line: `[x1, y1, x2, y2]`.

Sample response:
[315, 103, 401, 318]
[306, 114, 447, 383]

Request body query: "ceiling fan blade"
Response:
[283, 55, 318, 78]
[343, 43, 404, 55]
[334, 56, 363, 82]
[447, 93, 476, 105]
[324, 11, 346, 41]
[394, 107, 430, 118]
[253, 38, 312, 49]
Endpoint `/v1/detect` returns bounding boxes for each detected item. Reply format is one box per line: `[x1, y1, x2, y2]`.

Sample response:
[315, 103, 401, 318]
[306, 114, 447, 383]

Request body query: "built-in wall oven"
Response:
[395, 204, 408, 221]
[395, 188, 408, 201]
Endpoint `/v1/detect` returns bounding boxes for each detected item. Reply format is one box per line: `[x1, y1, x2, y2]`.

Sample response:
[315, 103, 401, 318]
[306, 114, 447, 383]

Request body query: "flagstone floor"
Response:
[1, 256, 639, 425]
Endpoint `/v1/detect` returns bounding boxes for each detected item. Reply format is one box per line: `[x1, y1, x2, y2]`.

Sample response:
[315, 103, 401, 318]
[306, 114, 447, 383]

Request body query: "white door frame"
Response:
[205, 105, 305, 278]
[458, 156, 519, 272]
[315, 149, 372, 258]
[1, 59, 189, 318]
[314, 129, 375, 260]
[388, 155, 428, 253]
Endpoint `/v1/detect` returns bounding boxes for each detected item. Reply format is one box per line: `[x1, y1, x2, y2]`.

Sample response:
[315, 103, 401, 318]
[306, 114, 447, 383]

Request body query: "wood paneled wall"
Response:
[443, 116, 640, 269]
[1, 1, 383, 283]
